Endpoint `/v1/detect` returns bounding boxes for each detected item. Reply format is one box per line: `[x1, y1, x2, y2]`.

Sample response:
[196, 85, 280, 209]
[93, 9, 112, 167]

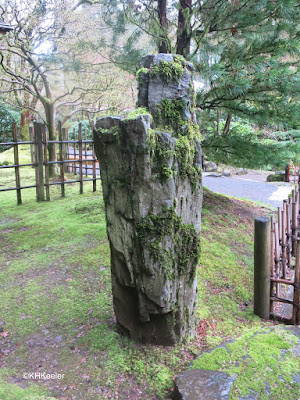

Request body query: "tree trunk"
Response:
[176, 0, 192, 57]
[222, 114, 232, 136]
[217, 109, 220, 136]
[20, 109, 30, 141]
[158, 0, 168, 53]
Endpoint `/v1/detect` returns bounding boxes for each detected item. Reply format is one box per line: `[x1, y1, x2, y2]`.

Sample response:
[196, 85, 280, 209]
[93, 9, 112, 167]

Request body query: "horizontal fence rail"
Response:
[0, 122, 100, 204]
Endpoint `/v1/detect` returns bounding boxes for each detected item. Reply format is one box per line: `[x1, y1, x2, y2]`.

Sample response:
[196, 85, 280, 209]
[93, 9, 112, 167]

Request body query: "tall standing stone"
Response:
[94, 54, 203, 345]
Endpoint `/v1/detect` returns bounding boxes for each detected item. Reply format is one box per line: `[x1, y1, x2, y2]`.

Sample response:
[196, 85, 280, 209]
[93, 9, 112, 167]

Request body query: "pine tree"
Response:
[96, 0, 300, 130]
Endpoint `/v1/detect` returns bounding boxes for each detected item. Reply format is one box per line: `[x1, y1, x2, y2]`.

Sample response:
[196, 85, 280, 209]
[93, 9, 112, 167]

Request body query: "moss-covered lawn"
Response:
[0, 147, 295, 399]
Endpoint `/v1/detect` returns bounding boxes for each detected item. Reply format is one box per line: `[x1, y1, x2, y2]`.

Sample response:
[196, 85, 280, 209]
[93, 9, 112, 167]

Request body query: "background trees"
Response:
[97, 0, 299, 167]
[109, 0, 299, 125]
[1, 0, 299, 170]
[0, 0, 135, 174]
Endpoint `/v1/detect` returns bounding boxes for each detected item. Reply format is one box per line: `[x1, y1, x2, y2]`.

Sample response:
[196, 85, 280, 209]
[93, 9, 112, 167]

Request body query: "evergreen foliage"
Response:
[0, 104, 20, 152]
[102, 0, 300, 129]
[202, 121, 300, 170]
[68, 120, 93, 140]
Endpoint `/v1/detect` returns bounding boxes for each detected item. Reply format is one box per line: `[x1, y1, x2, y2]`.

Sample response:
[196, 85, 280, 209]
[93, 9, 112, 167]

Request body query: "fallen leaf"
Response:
[0, 332, 9, 338]
[87, 308, 94, 315]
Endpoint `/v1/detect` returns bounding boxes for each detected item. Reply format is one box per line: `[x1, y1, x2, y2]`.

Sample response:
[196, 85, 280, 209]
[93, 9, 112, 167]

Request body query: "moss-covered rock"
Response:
[94, 54, 202, 345]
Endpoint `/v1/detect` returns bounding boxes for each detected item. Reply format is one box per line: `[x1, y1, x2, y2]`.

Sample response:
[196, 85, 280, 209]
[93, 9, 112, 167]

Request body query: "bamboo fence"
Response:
[270, 183, 300, 324]
[0, 122, 100, 204]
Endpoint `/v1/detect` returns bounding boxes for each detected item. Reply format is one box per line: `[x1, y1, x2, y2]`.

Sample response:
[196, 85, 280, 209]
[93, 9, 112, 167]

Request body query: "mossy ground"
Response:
[190, 326, 299, 400]
[0, 146, 295, 399]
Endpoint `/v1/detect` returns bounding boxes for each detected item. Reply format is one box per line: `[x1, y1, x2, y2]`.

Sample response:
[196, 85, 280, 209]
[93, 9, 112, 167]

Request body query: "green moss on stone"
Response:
[150, 60, 184, 83]
[190, 327, 300, 400]
[175, 134, 202, 191]
[156, 98, 185, 131]
[146, 128, 175, 183]
[98, 125, 121, 137]
[146, 124, 202, 191]
[125, 107, 152, 122]
[136, 67, 149, 79]
[138, 206, 200, 284]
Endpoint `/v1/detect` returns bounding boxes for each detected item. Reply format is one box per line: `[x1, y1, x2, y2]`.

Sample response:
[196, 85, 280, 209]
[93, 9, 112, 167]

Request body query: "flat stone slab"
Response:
[173, 326, 300, 400]
[173, 369, 236, 400]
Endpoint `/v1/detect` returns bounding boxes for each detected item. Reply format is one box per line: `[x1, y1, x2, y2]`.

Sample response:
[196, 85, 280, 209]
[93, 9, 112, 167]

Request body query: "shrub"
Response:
[68, 120, 93, 140]
[0, 103, 21, 152]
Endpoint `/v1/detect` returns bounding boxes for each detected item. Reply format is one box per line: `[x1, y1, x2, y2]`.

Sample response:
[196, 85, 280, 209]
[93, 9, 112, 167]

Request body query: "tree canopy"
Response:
[99, 0, 300, 131]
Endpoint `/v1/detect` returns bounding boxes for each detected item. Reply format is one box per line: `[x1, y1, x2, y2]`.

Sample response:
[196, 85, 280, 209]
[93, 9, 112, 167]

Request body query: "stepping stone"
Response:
[173, 369, 236, 400]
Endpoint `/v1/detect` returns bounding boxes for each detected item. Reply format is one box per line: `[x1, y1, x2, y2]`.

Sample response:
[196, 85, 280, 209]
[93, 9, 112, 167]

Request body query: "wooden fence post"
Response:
[34, 122, 45, 202]
[62, 127, 68, 172]
[292, 239, 300, 324]
[254, 217, 271, 319]
[78, 123, 83, 194]
[29, 126, 36, 167]
[92, 121, 97, 192]
[58, 122, 65, 198]
[43, 125, 50, 201]
[13, 123, 22, 205]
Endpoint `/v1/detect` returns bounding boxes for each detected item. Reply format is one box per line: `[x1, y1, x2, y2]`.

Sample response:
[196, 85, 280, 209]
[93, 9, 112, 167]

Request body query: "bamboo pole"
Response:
[34, 122, 45, 202]
[73, 128, 76, 175]
[66, 130, 70, 173]
[58, 121, 65, 198]
[278, 207, 282, 242]
[292, 239, 300, 324]
[292, 201, 297, 257]
[270, 217, 275, 314]
[43, 125, 50, 201]
[29, 126, 36, 168]
[13, 123, 22, 205]
[92, 121, 96, 192]
[62, 128, 68, 172]
[274, 221, 281, 297]
[281, 208, 287, 278]
[286, 202, 292, 271]
[78, 123, 83, 194]
[84, 129, 88, 177]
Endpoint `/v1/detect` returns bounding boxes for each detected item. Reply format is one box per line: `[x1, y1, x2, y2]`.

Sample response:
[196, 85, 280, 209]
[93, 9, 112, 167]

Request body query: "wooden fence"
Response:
[254, 183, 300, 325]
[0, 122, 100, 204]
[270, 183, 300, 324]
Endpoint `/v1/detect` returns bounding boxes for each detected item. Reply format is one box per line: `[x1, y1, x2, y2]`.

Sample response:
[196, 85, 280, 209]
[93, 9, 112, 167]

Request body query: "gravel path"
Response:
[203, 174, 293, 208]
